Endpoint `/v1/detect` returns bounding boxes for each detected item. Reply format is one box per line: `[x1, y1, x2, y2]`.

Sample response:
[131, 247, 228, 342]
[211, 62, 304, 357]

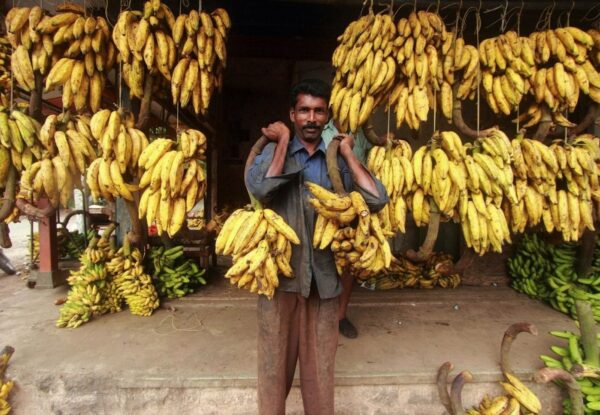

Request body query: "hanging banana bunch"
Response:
[85, 109, 149, 203]
[137, 129, 208, 237]
[439, 33, 481, 121]
[330, 12, 397, 133]
[519, 27, 600, 127]
[387, 11, 449, 130]
[307, 182, 394, 280]
[17, 112, 96, 208]
[171, 7, 231, 115]
[366, 139, 413, 234]
[0, 106, 43, 175]
[0, 35, 11, 101]
[505, 133, 599, 243]
[113, 0, 177, 99]
[7, 4, 115, 112]
[216, 207, 300, 299]
[478, 31, 535, 117]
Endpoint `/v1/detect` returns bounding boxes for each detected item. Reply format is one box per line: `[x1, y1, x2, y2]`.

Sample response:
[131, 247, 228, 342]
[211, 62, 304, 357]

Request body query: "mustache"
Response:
[303, 123, 320, 130]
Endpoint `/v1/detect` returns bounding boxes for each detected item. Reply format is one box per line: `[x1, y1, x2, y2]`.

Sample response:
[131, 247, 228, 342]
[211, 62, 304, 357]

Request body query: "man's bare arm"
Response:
[262, 121, 291, 177]
[338, 135, 380, 197]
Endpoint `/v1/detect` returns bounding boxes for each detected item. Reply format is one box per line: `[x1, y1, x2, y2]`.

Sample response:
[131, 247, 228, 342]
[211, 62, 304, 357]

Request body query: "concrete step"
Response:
[0, 275, 574, 414]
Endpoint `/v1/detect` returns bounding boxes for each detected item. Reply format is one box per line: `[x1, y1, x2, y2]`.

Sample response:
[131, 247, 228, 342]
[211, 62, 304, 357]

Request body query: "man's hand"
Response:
[337, 134, 355, 156]
[261, 121, 290, 143]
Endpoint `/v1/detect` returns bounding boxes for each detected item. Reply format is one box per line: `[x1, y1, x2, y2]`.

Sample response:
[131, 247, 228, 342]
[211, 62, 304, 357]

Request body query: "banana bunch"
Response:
[7, 5, 115, 112]
[306, 182, 394, 279]
[108, 239, 160, 316]
[330, 12, 398, 133]
[171, 8, 231, 115]
[0, 107, 43, 176]
[541, 329, 600, 414]
[478, 31, 535, 116]
[0, 36, 11, 98]
[137, 131, 207, 236]
[216, 207, 300, 299]
[509, 233, 600, 321]
[56, 226, 121, 328]
[466, 374, 541, 415]
[366, 139, 413, 234]
[0, 347, 14, 415]
[388, 11, 450, 130]
[365, 253, 461, 290]
[85, 109, 150, 203]
[506, 134, 598, 242]
[18, 112, 96, 208]
[148, 245, 206, 299]
[517, 27, 600, 127]
[113, 0, 177, 98]
[438, 34, 481, 120]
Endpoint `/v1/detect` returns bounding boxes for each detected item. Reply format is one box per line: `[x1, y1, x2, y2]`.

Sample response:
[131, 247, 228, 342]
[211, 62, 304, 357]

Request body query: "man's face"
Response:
[289, 93, 329, 143]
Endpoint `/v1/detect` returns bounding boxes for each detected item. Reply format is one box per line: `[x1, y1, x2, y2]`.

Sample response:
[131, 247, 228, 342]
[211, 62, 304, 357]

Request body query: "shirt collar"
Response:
[290, 135, 327, 156]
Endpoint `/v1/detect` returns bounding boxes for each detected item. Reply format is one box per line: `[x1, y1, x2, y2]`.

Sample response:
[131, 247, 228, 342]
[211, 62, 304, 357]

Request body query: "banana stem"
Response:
[575, 300, 599, 368]
[549, 103, 600, 139]
[0, 223, 11, 249]
[533, 105, 552, 141]
[363, 121, 389, 146]
[124, 200, 142, 246]
[405, 199, 440, 263]
[0, 345, 15, 380]
[500, 322, 538, 377]
[576, 230, 597, 279]
[123, 232, 132, 256]
[451, 85, 496, 138]
[326, 137, 347, 196]
[101, 223, 117, 241]
[0, 166, 16, 221]
[244, 135, 270, 206]
[28, 71, 43, 121]
[15, 198, 55, 219]
[438, 249, 476, 277]
[534, 368, 584, 415]
[136, 75, 154, 131]
[437, 361, 454, 415]
[450, 370, 472, 415]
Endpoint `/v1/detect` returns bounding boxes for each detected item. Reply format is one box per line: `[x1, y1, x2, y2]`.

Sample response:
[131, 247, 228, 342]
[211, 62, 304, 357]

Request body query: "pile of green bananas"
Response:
[107, 237, 159, 317]
[539, 302, 600, 414]
[56, 225, 121, 328]
[508, 233, 600, 321]
[363, 252, 461, 290]
[30, 228, 93, 262]
[148, 245, 206, 299]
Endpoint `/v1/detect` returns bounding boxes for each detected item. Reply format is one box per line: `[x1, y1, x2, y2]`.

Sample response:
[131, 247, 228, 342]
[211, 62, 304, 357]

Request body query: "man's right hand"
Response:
[261, 121, 290, 143]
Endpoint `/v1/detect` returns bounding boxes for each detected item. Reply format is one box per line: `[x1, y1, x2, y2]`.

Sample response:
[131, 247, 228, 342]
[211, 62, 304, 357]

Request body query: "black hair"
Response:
[289, 79, 331, 109]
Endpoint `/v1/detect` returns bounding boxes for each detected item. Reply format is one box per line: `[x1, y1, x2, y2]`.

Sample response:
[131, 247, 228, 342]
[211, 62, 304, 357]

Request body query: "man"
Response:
[322, 120, 372, 339]
[246, 79, 388, 414]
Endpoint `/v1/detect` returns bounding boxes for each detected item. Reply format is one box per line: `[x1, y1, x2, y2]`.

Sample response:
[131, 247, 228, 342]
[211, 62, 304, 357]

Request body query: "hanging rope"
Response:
[475, 1, 481, 136]
[515, 0, 524, 133]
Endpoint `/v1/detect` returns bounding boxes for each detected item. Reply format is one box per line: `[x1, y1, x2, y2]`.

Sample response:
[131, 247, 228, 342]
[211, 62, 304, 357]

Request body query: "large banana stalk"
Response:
[124, 199, 143, 245]
[438, 248, 476, 277]
[244, 135, 269, 184]
[325, 136, 347, 195]
[136, 75, 154, 131]
[532, 105, 552, 141]
[436, 361, 454, 414]
[548, 103, 600, 139]
[534, 368, 584, 415]
[576, 230, 597, 278]
[450, 370, 472, 415]
[0, 166, 16, 221]
[362, 121, 390, 146]
[0, 223, 10, 249]
[15, 197, 55, 219]
[28, 71, 43, 121]
[452, 85, 496, 139]
[575, 300, 599, 368]
[501, 322, 538, 376]
[405, 199, 440, 263]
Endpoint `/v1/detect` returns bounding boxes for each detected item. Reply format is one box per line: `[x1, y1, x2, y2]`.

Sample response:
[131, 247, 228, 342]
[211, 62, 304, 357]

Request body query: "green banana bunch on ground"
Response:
[540, 302, 600, 414]
[508, 233, 600, 321]
[108, 236, 159, 317]
[56, 225, 120, 328]
[147, 245, 206, 299]
[362, 252, 461, 290]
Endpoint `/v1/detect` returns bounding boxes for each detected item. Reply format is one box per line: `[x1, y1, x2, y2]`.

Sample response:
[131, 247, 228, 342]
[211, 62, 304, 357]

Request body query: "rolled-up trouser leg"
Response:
[257, 290, 300, 415]
[298, 290, 339, 415]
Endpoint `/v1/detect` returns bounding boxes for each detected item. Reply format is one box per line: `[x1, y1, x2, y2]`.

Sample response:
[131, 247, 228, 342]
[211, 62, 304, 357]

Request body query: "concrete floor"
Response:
[0, 255, 576, 415]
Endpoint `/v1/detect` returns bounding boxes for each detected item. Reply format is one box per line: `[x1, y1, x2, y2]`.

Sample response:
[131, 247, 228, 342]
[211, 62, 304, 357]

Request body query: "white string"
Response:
[199, 0, 202, 12]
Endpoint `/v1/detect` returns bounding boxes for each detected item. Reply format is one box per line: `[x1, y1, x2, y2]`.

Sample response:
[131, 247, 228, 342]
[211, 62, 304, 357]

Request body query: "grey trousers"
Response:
[257, 288, 339, 415]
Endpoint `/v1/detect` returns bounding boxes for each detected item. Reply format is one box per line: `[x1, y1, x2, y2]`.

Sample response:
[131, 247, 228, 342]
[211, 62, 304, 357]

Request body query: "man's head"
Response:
[289, 79, 330, 143]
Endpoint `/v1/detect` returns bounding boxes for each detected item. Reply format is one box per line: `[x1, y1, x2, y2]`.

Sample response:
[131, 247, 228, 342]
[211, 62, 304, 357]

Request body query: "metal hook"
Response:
[460, 7, 477, 38]
[567, 0, 575, 26]
[581, 2, 600, 22]
[517, 0, 524, 34]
